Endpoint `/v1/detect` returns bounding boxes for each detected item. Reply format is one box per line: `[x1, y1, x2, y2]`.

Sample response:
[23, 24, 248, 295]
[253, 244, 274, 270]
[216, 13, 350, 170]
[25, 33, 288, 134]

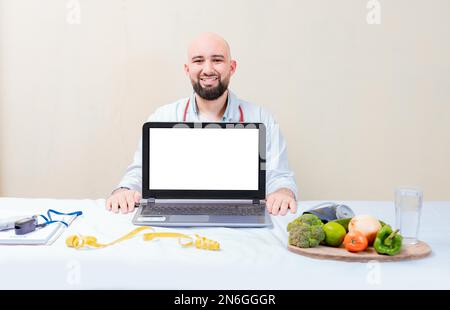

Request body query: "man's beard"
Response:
[192, 75, 230, 101]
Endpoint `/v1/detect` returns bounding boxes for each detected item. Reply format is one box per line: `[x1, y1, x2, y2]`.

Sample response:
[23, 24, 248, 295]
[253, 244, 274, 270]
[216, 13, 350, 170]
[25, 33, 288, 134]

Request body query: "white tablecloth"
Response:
[0, 198, 449, 289]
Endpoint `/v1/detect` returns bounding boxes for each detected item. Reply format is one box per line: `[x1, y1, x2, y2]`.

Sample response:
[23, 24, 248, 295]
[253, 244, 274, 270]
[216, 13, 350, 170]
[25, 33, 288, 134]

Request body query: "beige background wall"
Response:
[0, 0, 449, 200]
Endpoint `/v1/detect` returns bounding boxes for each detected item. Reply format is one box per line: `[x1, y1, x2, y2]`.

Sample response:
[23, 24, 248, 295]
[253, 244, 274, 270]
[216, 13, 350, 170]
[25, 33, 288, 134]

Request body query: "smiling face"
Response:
[184, 33, 237, 100]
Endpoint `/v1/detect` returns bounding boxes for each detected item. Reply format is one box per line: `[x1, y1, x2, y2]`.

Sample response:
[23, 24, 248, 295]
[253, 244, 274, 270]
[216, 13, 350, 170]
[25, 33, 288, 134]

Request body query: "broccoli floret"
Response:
[287, 213, 324, 229]
[287, 214, 325, 248]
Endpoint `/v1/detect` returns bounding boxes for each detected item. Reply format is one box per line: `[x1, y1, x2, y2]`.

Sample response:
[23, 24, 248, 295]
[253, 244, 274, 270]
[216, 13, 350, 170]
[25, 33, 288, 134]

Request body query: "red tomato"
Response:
[343, 231, 369, 252]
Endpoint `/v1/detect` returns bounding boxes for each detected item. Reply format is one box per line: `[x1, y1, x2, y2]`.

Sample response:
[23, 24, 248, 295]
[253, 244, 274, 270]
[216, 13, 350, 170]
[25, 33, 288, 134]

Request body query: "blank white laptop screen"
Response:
[149, 128, 259, 190]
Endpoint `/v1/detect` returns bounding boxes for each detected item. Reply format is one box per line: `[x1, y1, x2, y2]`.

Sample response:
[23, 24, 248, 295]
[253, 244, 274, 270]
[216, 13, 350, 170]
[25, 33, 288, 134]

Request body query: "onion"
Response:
[348, 215, 382, 245]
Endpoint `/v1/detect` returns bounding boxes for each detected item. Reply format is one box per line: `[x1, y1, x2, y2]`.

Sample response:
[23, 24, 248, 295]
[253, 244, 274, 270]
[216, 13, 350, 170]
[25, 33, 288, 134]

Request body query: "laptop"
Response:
[132, 122, 272, 227]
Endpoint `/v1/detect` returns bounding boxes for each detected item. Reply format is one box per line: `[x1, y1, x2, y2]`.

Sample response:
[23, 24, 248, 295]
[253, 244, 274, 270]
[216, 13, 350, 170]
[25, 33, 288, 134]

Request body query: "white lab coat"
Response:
[116, 91, 298, 199]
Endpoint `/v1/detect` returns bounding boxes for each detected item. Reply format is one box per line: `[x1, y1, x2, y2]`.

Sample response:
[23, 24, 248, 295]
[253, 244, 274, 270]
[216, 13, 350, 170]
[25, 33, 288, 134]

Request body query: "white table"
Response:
[0, 198, 449, 289]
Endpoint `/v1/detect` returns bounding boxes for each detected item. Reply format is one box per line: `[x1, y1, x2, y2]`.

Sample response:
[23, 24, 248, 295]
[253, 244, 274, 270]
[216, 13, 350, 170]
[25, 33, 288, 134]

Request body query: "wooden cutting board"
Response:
[288, 241, 432, 262]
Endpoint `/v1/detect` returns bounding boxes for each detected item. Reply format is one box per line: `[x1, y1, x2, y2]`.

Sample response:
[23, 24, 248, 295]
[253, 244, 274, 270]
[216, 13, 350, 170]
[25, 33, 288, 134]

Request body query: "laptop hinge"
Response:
[144, 198, 262, 204]
[139, 198, 155, 206]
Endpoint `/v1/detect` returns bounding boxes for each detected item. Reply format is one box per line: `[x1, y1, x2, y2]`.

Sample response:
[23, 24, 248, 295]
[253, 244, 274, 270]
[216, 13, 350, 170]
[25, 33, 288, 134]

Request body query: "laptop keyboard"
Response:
[141, 203, 265, 216]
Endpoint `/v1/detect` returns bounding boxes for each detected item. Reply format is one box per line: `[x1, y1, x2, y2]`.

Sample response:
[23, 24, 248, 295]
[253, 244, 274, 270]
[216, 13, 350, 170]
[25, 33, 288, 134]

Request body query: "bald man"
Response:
[106, 33, 298, 216]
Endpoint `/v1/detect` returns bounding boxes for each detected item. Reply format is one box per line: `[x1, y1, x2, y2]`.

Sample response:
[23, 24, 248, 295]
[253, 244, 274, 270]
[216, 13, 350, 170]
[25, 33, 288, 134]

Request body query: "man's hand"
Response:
[266, 188, 297, 216]
[105, 189, 141, 214]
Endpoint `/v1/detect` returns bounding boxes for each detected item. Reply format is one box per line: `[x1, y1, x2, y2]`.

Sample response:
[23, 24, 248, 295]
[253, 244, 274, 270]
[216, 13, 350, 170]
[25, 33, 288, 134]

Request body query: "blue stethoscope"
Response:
[14, 209, 82, 235]
[36, 209, 83, 227]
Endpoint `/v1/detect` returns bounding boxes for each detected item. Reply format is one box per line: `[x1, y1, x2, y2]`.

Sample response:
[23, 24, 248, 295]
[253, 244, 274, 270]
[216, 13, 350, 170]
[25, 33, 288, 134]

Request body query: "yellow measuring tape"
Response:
[65, 226, 220, 251]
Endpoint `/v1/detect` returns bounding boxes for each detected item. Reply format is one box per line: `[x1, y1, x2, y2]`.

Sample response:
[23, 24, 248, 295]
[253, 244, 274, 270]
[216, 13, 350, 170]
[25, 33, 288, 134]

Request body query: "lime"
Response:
[323, 222, 346, 247]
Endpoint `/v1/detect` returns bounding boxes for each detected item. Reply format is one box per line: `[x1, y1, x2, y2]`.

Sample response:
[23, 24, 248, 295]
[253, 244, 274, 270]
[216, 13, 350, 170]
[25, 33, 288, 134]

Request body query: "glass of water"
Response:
[395, 188, 423, 245]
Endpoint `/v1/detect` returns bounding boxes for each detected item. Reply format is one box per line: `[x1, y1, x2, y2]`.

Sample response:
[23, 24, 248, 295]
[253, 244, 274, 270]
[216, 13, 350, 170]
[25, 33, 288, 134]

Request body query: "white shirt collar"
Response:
[190, 90, 239, 122]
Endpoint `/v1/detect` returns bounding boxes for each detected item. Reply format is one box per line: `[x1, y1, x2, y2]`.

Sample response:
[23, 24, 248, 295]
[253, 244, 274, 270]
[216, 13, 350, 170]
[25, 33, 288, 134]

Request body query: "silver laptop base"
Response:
[132, 200, 272, 228]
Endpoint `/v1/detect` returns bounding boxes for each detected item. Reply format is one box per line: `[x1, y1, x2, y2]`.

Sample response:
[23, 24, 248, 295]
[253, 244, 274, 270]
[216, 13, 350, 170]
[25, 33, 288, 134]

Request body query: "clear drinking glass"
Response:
[395, 188, 423, 245]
